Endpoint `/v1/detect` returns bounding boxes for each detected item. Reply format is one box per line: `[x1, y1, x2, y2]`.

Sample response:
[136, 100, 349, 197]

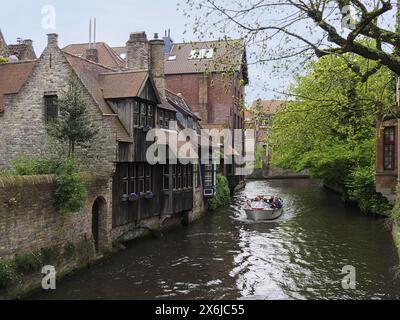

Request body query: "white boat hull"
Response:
[244, 208, 283, 221]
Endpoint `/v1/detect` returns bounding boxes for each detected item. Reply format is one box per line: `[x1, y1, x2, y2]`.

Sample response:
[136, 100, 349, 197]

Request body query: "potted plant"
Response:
[128, 193, 139, 202]
[144, 191, 154, 200]
[142, 124, 151, 133]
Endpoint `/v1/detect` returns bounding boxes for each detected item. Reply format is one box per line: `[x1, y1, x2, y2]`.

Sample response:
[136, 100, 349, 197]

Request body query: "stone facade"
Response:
[0, 174, 112, 298]
[0, 34, 118, 175]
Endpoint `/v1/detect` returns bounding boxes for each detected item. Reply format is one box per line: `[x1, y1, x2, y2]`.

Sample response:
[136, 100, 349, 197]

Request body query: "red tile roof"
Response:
[99, 70, 148, 99]
[164, 39, 246, 75]
[63, 42, 125, 69]
[0, 60, 36, 113]
[62, 52, 131, 141]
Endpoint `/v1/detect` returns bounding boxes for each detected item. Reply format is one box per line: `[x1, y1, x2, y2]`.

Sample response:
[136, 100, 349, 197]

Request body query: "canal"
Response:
[30, 179, 400, 300]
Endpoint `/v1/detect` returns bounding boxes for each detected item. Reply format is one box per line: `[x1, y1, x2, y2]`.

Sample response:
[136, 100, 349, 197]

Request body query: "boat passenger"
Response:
[271, 197, 282, 209]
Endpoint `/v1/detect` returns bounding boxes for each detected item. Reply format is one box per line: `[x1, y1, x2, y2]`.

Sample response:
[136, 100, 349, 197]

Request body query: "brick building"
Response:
[163, 34, 249, 190]
[375, 117, 399, 203]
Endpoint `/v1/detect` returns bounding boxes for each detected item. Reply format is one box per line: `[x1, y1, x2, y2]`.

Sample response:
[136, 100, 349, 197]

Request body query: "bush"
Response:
[40, 247, 60, 264]
[208, 174, 231, 211]
[345, 166, 392, 214]
[11, 156, 60, 176]
[0, 260, 17, 289]
[15, 251, 43, 274]
[55, 159, 87, 215]
[0, 57, 8, 64]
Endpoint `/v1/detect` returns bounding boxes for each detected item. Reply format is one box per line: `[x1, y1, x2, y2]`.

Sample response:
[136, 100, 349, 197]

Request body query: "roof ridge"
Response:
[99, 69, 148, 76]
[62, 51, 115, 72]
[0, 59, 37, 65]
[102, 43, 125, 63]
[172, 38, 243, 46]
[63, 42, 108, 48]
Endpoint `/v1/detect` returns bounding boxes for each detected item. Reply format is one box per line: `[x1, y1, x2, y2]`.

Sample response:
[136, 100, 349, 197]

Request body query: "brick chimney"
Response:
[47, 33, 58, 48]
[86, 48, 99, 63]
[149, 33, 166, 97]
[126, 32, 149, 70]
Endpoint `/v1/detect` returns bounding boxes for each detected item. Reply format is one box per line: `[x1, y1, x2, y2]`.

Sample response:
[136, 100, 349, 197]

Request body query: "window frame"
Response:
[383, 126, 396, 170]
[44, 94, 58, 123]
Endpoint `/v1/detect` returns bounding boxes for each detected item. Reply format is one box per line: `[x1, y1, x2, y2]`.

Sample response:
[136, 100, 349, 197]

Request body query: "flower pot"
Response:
[128, 193, 139, 202]
[144, 192, 154, 200]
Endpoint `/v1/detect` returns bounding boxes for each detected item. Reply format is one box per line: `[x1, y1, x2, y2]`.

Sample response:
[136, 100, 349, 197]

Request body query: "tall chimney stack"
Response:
[47, 33, 59, 49]
[126, 32, 149, 70]
[149, 35, 166, 97]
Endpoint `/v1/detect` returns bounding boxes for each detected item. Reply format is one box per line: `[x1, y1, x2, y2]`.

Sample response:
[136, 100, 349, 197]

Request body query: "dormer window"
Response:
[188, 48, 214, 60]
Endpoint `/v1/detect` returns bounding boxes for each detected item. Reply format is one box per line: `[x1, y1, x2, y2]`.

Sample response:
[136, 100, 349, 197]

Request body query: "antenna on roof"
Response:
[89, 18, 92, 49]
[93, 18, 96, 49]
[88, 18, 97, 49]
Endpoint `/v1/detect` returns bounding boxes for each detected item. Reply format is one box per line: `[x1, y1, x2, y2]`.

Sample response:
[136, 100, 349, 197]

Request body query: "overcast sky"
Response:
[0, 0, 280, 103]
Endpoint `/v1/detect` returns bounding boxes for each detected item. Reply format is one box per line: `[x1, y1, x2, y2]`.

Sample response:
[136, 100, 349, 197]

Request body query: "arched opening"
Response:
[92, 197, 106, 253]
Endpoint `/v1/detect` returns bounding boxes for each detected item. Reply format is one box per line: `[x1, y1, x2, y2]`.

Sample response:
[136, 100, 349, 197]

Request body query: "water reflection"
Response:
[30, 179, 400, 300]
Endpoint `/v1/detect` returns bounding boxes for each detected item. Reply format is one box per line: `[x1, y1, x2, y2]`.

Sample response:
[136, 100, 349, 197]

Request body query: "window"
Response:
[140, 103, 147, 126]
[384, 127, 395, 170]
[119, 142, 130, 161]
[188, 48, 214, 60]
[177, 165, 182, 189]
[129, 165, 136, 194]
[122, 164, 129, 195]
[159, 110, 164, 128]
[172, 165, 177, 190]
[162, 165, 170, 190]
[148, 105, 154, 127]
[44, 95, 58, 123]
[204, 164, 213, 187]
[133, 101, 140, 127]
[145, 165, 152, 192]
[159, 110, 177, 129]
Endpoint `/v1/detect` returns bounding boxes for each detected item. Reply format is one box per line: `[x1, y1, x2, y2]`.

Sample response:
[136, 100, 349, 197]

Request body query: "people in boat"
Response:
[270, 197, 283, 209]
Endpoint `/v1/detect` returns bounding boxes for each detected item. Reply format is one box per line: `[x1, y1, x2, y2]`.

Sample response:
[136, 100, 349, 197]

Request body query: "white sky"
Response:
[0, 0, 281, 103]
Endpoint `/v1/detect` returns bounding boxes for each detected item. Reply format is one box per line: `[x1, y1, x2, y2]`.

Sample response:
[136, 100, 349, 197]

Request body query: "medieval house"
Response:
[0, 30, 214, 257]
[65, 31, 249, 190]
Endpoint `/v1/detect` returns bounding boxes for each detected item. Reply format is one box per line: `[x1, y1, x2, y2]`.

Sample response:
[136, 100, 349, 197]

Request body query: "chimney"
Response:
[162, 29, 174, 53]
[126, 32, 149, 71]
[47, 33, 58, 48]
[149, 34, 166, 97]
[86, 48, 99, 63]
[23, 39, 33, 47]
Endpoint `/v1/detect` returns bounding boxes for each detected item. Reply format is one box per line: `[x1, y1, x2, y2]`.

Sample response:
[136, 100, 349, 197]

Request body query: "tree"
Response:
[49, 77, 97, 157]
[269, 54, 394, 212]
[182, 0, 400, 81]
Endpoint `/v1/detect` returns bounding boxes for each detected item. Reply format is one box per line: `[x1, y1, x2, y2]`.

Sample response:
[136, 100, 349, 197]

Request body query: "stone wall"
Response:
[0, 38, 118, 175]
[0, 174, 112, 298]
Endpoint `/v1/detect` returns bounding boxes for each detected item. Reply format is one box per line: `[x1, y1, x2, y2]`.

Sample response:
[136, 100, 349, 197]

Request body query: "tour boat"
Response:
[244, 198, 284, 221]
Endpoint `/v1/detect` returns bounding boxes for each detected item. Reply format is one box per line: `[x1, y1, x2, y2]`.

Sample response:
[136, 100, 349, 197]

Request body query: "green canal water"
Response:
[30, 179, 400, 300]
